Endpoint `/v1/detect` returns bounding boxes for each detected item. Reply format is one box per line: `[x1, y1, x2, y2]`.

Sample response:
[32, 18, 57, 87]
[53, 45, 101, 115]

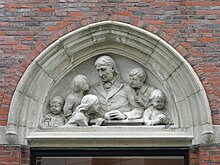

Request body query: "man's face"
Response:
[96, 65, 114, 82]
[129, 75, 143, 89]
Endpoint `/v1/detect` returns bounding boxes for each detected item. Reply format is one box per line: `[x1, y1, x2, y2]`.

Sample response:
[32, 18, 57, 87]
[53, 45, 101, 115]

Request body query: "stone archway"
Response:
[6, 21, 213, 146]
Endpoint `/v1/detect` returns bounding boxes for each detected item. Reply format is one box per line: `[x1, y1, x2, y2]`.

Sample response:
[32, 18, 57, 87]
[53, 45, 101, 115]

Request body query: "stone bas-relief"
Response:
[65, 94, 104, 127]
[40, 96, 66, 128]
[129, 67, 156, 109]
[63, 75, 89, 120]
[40, 55, 173, 128]
[143, 89, 173, 126]
[91, 56, 143, 120]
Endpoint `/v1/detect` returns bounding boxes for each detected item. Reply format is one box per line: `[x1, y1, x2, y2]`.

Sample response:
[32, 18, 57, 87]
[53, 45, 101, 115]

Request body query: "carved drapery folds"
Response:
[5, 21, 214, 147]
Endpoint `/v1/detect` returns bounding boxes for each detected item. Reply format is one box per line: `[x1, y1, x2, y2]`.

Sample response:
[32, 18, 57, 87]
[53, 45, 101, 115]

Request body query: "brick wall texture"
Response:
[0, 0, 220, 164]
[0, 145, 29, 165]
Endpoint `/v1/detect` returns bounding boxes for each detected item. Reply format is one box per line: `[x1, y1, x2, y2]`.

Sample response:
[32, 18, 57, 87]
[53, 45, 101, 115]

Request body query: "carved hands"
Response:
[135, 96, 145, 107]
[144, 113, 168, 126]
[105, 110, 127, 120]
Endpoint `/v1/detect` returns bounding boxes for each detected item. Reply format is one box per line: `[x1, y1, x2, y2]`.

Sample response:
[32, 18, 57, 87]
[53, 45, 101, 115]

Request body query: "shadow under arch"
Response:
[5, 21, 214, 147]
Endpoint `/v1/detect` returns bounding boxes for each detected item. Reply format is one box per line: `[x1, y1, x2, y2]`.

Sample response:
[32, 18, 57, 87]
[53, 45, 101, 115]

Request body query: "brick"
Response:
[115, 11, 131, 16]
[150, 2, 166, 6]
[200, 38, 217, 43]
[4, 4, 21, 8]
[38, 8, 55, 12]
[14, 45, 30, 50]
[141, 0, 154, 2]
[68, 11, 83, 16]
[48, 26, 62, 31]
[0, 109, 9, 115]
[197, 10, 220, 15]
[147, 20, 165, 25]
[181, 20, 199, 24]
[0, 121, 7, 125]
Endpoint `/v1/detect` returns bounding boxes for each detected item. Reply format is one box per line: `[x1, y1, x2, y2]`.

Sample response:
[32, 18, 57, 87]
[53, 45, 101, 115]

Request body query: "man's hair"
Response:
[129, 67, 147, 83]
[95, 56, 119, 75]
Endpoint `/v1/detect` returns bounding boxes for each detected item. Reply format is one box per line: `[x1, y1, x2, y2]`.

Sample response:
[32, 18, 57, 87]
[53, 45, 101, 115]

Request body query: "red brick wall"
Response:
[0, 0, 220, 164]
[199, 145, 220, 165]
[190, 145, 220, 165]
[0, 145, 30, 165]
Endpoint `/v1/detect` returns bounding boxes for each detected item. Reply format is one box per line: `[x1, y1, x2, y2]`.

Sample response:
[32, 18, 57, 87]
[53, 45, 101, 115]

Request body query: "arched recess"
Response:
[5, 21, 214, 147]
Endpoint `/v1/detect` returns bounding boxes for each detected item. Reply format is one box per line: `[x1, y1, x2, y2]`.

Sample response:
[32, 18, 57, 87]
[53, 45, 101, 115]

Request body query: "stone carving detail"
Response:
[91, 56, 143, 120]
[65, 94, 104, 127]
[40, 55, 173, 128]
[5, 128, 18, 145]
[129, 67, 156, 109]
[63, 75, 89, 120]
[143, 89, 173, 126]
[202, 124, 214, 144]
[40, 96, 66, 128]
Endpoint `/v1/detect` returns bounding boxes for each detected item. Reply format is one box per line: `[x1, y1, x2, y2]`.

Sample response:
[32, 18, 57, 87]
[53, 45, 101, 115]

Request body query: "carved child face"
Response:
[96, 65, 114, 82]
[50, 101, 62, 115]
[92, 100, 100, 113]
[88, 100, 100, 115]
[129, 74, 143, 89]
[152, 97, 165, 110]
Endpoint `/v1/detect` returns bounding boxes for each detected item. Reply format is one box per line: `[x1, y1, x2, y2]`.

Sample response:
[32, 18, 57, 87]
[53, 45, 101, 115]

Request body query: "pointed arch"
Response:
[6, 21, 213, 146]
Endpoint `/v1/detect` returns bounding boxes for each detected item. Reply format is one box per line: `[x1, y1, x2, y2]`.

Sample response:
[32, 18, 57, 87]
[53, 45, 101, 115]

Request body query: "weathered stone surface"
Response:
[27, 126, 193, 147]
[5, 21, 214, 146]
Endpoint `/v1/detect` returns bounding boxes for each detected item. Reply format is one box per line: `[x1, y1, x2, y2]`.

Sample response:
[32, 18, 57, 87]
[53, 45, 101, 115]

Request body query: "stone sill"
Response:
[27, 126, 193, 147]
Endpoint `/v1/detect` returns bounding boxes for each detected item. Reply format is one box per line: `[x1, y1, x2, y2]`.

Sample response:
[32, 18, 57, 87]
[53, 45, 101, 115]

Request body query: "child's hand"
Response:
[95, 118, 105, 126]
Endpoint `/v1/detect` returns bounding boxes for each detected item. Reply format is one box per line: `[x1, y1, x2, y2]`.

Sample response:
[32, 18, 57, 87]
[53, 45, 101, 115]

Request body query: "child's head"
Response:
[77, 94, 99, 114]
[71, 75, 89, 92]
[50, 96, 64, 115]
[149, 89, 166, 110]
[129, 67, 146, 89]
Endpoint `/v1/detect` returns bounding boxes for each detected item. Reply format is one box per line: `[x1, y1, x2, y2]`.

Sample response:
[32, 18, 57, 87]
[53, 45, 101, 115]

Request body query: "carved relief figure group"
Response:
[40, 55, 173, 128]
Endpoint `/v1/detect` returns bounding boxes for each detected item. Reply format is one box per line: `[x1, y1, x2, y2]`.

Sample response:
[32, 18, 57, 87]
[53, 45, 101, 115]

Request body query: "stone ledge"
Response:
[0, 126, 7, 144]
[26, 126, 193, 147]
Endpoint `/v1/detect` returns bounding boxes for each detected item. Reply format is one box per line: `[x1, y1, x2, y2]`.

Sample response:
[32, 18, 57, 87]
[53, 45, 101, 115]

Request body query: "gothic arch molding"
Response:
[6, 21, 213, 146]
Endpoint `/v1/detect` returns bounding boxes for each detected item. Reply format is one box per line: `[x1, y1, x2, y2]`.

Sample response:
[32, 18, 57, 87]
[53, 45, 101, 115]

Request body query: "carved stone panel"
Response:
[41, 54, 174, 128]
[5, 21, 214, 146]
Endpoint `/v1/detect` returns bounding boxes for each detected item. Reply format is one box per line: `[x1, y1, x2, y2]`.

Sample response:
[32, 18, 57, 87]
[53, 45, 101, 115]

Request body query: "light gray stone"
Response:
[188, 91, 212, 126]
[4, 21, 214, 147]
[24, 66, 54, 102]
[26, 126, 193, 147]
[175, 98, 193, 128]
[37, 47, 71, 79]
[166, 73, 187, 103]
[0, 127, 8, 144]
[27, 99, 44, 129]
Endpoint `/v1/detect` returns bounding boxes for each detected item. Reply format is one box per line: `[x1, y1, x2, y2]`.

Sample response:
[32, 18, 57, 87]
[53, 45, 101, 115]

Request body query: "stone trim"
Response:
[5, 21, 213, 146]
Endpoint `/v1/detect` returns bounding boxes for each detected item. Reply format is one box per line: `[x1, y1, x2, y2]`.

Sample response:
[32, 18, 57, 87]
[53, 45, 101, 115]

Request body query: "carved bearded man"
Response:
[90, 56, 143, 120]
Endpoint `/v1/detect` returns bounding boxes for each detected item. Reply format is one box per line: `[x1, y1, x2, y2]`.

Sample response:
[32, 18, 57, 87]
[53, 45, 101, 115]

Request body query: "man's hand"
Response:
[135, 96, 145, 107]
[105, 110, 127, 120]
[64, 110, 72, 117]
